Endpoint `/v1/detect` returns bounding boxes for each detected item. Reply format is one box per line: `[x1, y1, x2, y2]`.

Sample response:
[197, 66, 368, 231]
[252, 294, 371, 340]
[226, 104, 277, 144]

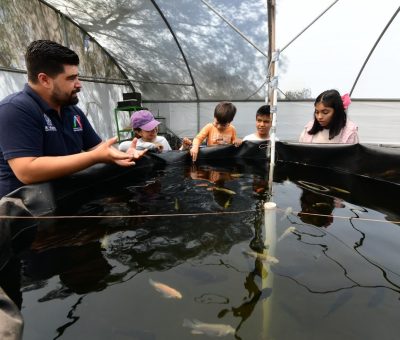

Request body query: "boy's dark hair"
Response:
[214, 101, 236, 124]
[308, 89, 347, 140]
[256, 105, 271, 117]
[25, 40, 80, 83]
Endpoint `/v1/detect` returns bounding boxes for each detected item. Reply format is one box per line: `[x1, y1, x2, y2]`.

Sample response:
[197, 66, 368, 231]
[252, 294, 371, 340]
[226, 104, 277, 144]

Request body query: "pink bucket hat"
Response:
[131, 110, 160, 131]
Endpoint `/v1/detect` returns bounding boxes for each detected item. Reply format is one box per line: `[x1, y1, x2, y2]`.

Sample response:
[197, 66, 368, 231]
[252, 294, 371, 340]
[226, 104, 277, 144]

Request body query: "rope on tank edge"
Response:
[0, 207, 398, 225]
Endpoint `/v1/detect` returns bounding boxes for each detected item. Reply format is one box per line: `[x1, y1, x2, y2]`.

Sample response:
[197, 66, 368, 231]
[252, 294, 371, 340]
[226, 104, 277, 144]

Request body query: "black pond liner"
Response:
[275, 142, 400, 213]
[0, 141, 399, 336]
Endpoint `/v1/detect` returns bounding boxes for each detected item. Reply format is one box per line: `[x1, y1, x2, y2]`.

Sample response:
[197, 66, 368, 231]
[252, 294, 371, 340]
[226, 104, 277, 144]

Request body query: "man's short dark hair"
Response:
[25, 40, 80, 83]
[256, 105, 271, 116]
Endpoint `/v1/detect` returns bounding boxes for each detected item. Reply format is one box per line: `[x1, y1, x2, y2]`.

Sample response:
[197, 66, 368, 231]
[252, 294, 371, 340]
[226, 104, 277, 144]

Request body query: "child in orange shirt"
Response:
[190, 101, 242, 161]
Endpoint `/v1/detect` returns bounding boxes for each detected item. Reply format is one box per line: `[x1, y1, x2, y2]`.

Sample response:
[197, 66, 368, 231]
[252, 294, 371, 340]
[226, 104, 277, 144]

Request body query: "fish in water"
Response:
[224, 198, 231, 209]
[345, 202, 366, 214]
[313, 202, 331, 208]
[324, 289, 353, 317]
[255, 187, 265, 193]
[149, 279, 182, 299]
[100, 235, 109, 249]
[242, 249, 279, 264]
[277, 226, 296, 242]
[195, 183, 209, 187]
[328, 185, 350, 194]
[213, 187, 236, 195]
[280, 206, 293, 221]
[183, 319, 235, 337]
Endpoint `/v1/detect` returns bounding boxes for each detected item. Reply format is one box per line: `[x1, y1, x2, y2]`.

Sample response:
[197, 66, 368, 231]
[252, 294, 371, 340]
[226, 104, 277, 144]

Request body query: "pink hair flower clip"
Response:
[341, 93, 351, 110]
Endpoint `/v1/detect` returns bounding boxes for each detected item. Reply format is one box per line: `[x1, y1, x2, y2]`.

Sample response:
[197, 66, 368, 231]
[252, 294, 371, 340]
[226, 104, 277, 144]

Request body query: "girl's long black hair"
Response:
[307, 89, 347, 139]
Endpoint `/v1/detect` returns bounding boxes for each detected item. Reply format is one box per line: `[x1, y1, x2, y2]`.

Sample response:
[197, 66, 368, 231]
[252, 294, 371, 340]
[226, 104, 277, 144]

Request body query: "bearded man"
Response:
[0, 40, 145, 198]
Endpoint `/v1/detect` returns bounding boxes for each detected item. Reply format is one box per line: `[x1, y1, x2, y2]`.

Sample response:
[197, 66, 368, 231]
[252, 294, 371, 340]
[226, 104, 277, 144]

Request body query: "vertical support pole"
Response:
[267, 0, 278, 200]
[267, 51, 279, 196]
[263, 3, 277, 338]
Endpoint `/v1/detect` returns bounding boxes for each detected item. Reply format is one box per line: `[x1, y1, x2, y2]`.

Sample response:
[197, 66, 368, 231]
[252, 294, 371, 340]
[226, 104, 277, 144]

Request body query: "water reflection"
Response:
[3, 161, 400, 339]
[185, 162, 270, 337]
[23, 242, 111, 296]
[17, 162, 264, 338]
[296, 181, 343, 228]
[0, 256, 22, 309]
[272, 178, 400, 299]
[213, 199, 270, 339]
[186, 164, 239, 209]
[17, 162, 259, 289]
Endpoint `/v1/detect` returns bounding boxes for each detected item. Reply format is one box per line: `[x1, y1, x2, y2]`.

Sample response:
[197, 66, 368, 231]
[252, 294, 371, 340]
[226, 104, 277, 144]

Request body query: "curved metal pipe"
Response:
[350, 6, 400, 96]
[38, 0, 135, 92]
[150, 0, 200, 102]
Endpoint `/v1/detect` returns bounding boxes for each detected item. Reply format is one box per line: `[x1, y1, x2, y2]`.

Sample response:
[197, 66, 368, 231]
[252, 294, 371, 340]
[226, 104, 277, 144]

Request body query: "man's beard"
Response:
[51, 86, 80, 106]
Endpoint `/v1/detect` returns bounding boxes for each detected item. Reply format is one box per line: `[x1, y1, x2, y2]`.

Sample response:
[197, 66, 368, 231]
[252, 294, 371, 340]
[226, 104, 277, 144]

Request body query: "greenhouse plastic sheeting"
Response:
[2, 0, 399, 101]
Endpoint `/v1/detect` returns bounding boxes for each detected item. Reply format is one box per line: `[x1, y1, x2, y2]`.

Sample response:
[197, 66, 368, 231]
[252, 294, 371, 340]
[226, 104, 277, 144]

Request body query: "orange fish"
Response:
[195, 183, 209, 187]
[149, 279, 182, 299]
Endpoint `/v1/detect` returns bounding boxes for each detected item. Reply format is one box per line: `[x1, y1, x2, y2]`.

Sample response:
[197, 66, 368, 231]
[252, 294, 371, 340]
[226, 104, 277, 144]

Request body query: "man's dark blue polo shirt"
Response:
[0, 84, 102, 197]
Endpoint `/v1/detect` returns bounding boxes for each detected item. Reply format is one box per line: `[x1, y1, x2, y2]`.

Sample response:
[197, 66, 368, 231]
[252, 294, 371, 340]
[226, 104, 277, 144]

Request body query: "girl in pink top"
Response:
[190, 102, 242, 161]
[299, 89, 359, 144]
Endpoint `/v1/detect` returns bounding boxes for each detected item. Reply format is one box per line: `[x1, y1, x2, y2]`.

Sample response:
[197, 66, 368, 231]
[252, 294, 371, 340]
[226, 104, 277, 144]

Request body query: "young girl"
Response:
[119, 110, 172, 153]
[190, 101, 242, 161]
[299, 89, 359, 144]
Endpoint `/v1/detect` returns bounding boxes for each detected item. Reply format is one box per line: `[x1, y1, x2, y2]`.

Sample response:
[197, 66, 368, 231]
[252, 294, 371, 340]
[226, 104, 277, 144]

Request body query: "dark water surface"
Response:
[7, 160, 400, 339]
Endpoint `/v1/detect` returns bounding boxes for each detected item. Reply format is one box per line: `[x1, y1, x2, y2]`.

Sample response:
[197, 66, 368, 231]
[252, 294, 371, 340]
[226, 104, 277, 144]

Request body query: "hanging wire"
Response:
[280, 0, 339, 53]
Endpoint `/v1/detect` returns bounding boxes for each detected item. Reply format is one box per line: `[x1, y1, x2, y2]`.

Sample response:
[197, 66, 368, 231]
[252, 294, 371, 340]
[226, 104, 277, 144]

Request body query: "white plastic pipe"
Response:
[263, 201, 277, 250]
[262, 201, 277, 339]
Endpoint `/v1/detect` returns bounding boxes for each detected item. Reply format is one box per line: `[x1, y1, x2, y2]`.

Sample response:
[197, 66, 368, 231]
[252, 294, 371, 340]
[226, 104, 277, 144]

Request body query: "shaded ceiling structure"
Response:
[1, 0, 399, 143]
[49, 0, 400, 101]
[2, 0, 398, 102]
[41, 0, 270, 102]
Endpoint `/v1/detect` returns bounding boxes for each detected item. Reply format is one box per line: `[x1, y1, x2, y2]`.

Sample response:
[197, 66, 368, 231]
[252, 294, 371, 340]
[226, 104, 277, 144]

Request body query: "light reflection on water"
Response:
[13, 162, 400, 339]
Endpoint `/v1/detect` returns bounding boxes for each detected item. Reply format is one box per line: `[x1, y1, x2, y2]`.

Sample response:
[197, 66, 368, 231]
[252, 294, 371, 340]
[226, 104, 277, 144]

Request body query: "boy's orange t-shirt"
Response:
[193, 123, 237, 147]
